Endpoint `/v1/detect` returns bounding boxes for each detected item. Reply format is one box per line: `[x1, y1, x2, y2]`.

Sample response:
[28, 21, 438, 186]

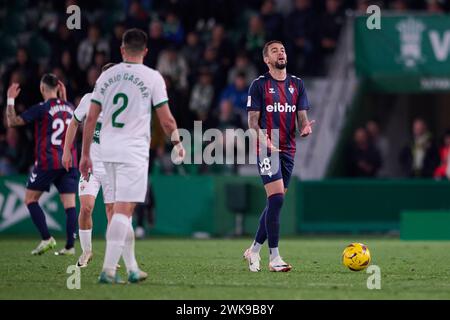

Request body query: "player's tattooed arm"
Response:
[248, 111, 279, 151]
[5, 83, 25, 127]
[297, 110, 315, 137]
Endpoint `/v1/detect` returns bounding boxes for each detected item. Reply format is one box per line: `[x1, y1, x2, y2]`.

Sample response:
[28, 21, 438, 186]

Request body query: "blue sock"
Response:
[65, 207, 77, 249]
[27, 202, 51, 240]
[254, 205, 268, 245]
[265, 193, 284, 249]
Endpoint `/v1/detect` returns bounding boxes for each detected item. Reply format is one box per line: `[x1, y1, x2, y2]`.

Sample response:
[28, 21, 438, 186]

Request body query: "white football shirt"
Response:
[74, 93, 103, 164]
[90, 62, 168, 164]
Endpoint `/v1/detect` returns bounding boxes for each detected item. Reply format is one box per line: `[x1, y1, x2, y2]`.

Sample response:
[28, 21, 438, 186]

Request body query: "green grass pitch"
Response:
[1, 237, 449, 299]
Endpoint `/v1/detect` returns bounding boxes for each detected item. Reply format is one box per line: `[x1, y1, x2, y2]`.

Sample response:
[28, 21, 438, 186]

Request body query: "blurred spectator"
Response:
[366, 120, 389, 177]
[58, 50, 81, 94]
[209, 24, 234, 70]
[219, 72, 249, 126]
[356, 0, 371, 13]
[260, 0, 284, 41]
[80, 66, 100, 94]
[0, 128, 28, 175]
[93, 51, 108, 70]
[213, 100, 246, 173]
[3, 48, 40, 106]
[126, 0, 149, 30]
[197, 46, 222, 90]
[433, 130, 450, 179]
[181, 31, 204, 84]
[217, 99, 243, 131]
[319, 0, 344, 57]
[390, 0, 409, 11]
[163, 12, 185, 46]
[346, 127, 382, 177]
[189, 69, 215, 121]
[285, 0, 318, 75]
[240, 15, 266, 72]
[427, 0, 446, 13]
[400, 118, 439, 178]
[156, 46, 189, 92]
[227, 52, 258, 86]
[77, 24, 110, 71]
[163, 75, 189, 130]
[110, 22, 126, 63]
[146, 20, 170, 68]
[48, 23, 79, 64]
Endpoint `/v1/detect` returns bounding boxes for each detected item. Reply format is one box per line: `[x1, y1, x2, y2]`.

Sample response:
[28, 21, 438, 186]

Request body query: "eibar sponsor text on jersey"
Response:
[266, 102, 297, 112]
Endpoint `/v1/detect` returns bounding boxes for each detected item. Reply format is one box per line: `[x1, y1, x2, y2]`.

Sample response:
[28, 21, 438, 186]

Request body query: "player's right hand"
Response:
[79, 155, 93, 181]
[7, 83, 21, 99]
[62, 150, 72, 172]
[171, 142, 186, 165]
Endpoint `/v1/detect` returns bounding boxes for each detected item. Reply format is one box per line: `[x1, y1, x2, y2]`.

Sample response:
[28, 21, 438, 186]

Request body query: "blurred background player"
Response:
[80, 29, 185, 284]
[62, 63, 116, 268]
[5, 74, 78, 256]
[244, 40, 313, 272]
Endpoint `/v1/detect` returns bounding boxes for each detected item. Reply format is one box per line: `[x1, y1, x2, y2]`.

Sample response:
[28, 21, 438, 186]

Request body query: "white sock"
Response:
[251, 241, 262, 253]
[122, 219, 139, 273]
[269, 247, 280, 261]
[79, 229, 92, 253]
[102, 213, 129, 274]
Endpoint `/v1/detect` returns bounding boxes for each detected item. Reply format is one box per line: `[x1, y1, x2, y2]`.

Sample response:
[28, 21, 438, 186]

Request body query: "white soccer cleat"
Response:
[31, 237, 56, 255]
[54, 247, 76, 256]
[269, 256, 292, 272]
[76, 251, 93, 268]
[243, 248, 261, 272]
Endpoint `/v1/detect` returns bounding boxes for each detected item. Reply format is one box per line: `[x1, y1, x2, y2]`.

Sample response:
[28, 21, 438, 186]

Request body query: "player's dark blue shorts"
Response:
[257, 151, 295, 188]
[26, 167, 78, 193]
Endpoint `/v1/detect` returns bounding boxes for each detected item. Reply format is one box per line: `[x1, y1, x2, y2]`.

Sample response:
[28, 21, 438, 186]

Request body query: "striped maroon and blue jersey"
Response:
[20, 98, 78, 170]
[247, 72, 310, 155]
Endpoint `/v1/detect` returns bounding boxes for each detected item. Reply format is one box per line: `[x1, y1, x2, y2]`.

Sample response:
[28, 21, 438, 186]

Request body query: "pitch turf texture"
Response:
[1, 237, 449, 299]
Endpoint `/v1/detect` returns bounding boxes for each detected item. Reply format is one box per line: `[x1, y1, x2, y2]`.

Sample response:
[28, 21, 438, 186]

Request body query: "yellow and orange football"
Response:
[342, 243, 371, 271]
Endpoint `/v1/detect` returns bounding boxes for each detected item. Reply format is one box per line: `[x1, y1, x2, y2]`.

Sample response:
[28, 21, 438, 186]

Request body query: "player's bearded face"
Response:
[274, 56, 287, 69]
[271, 52, 287, 69]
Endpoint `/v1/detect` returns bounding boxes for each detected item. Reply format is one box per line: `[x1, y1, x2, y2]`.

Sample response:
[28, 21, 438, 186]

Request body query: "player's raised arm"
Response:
[5, 83, 26, 127]
[155, 103, 185, 162]
[79, 102, 101, 179]
[62, 118, 80, 171]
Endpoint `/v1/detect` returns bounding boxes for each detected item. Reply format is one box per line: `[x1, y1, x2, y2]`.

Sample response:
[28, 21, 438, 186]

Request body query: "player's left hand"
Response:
[79, 155, 93, 181]
[300, 120, 315, 137]
[62, 149, 72, 172]
[57, 80, 67, 101]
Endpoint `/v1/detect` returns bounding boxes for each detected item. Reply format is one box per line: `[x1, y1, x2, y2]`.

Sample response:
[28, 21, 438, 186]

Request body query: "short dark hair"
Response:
[41, 73, 58, 89]
[102, 63, 116, 72]
[262, 40, 283, 58]
[122, 28, 148, 54]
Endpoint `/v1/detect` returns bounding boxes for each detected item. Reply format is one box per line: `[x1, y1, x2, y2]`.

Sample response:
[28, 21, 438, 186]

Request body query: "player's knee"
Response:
[24, 198, 38, 206]
[80, 204, 94, 217]
[268, 193, 284, 210]
[24, 194, 40, 206]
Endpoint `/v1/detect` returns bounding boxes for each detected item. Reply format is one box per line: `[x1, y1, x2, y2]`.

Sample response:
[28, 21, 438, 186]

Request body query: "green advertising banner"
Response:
[355, 15, 450, 92]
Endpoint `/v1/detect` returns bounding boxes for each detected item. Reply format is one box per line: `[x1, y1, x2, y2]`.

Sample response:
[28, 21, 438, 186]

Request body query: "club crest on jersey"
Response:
[269, 88, 275, 94]
[288, 86, 295, 94]
[266, 102, 297, 112]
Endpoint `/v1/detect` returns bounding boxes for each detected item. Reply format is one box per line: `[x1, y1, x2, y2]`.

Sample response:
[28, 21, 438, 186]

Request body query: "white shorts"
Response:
[103, 162, 149, 203]
[78, 164, 114, 203]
